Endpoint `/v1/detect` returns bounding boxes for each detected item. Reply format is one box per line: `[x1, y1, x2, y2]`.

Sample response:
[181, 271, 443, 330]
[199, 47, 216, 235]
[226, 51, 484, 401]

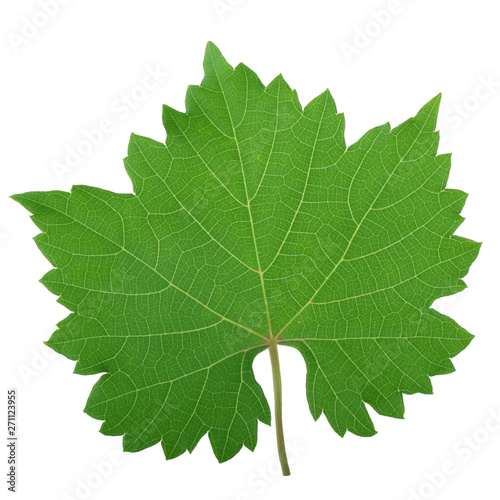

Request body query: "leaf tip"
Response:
[204, 40, 226, 65]
[10, 192, 32, 211]
[205, 40, 219, 53]
[418, 93, 443, 129]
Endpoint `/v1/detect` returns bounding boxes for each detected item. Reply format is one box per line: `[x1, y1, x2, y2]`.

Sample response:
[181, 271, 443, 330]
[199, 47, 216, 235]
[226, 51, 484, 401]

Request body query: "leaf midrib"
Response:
[209, 49, 274, 339]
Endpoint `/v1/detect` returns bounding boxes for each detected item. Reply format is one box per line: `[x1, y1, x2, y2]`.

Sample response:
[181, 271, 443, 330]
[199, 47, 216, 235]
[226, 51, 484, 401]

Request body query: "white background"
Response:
[1, 1, 499, 499]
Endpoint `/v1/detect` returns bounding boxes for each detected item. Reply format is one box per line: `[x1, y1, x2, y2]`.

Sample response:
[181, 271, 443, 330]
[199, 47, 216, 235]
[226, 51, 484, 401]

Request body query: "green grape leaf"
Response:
[12, 42, 480, 475]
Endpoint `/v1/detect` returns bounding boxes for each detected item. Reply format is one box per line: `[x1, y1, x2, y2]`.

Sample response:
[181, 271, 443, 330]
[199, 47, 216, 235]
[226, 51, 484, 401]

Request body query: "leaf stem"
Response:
[268, 339, 291, 476]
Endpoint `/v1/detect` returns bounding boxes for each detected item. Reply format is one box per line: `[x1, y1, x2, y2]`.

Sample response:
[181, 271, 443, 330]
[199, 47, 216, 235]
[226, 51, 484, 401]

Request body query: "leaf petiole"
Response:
[268, 339, 291, 476]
